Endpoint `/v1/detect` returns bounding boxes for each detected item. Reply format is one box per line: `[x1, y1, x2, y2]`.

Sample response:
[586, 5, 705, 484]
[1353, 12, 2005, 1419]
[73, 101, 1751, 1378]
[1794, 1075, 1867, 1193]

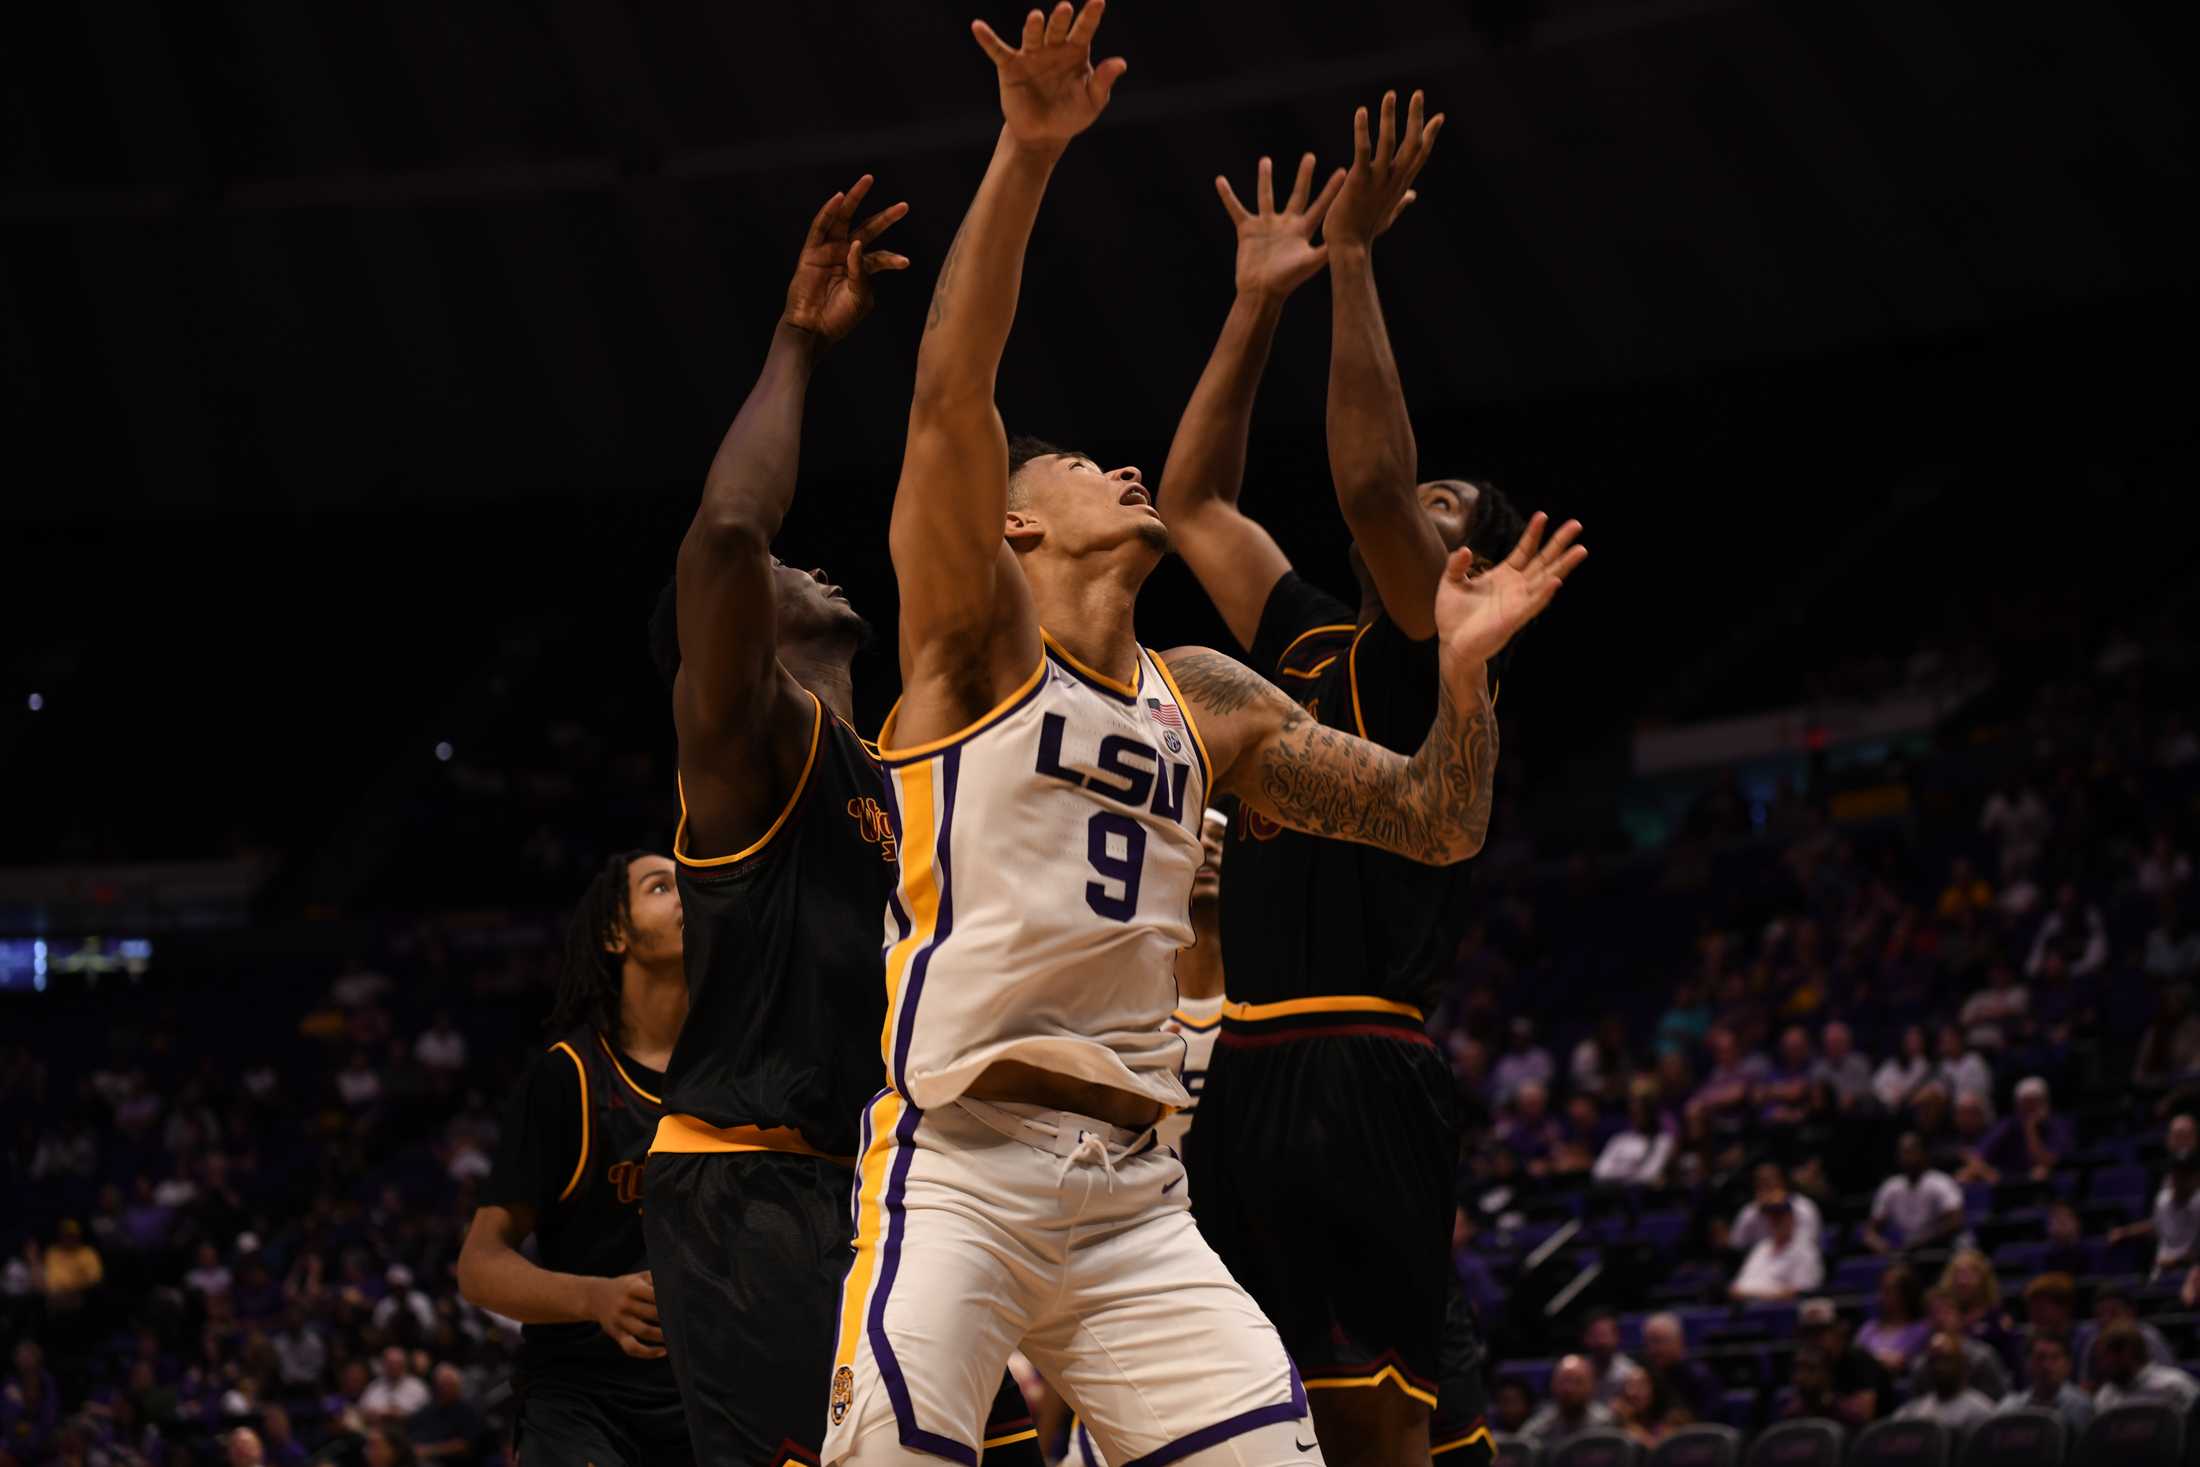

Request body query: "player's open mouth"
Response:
[1118, 486, 1150, 507]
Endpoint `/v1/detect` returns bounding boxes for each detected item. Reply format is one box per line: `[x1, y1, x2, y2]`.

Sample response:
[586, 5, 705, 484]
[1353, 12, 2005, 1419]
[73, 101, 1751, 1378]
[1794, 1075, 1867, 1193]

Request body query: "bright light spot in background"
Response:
[33, 940, 47, 994]
[26, 692, 42, 711]
[434, 741, 453, 762]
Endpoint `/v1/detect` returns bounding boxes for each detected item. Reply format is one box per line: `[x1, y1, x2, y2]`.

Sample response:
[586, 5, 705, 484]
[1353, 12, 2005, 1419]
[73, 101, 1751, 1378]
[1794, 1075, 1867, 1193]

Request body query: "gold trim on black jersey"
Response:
[675, 687, 823, 868]
[596, 1033, 662, 1106]
[549, 1040, 590, 1203]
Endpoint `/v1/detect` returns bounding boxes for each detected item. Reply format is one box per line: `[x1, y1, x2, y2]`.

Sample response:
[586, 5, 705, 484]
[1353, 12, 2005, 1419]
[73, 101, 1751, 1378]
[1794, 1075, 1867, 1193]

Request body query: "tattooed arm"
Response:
[1161, 512, 1586, 864]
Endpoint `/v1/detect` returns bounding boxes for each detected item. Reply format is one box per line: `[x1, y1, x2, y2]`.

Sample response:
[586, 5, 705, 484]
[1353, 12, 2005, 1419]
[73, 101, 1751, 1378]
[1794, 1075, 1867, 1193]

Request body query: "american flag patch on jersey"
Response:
[1146, 697, 1184, 731]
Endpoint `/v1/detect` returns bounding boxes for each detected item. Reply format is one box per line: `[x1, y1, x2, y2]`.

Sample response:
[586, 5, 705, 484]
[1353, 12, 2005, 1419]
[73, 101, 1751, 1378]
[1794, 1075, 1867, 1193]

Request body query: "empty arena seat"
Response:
[2092, 1164, 2155, 1205]
[1648, 1425, 1741, 1467]
[1831, 1255, 1889, 1295]
[1958, 1408, 2065, 1467]
[1743, 1417, 1843, 1467]
[1549, 1428, 1640, 1467]
[2079, 1401, 2184, 1467]
[1494, 1433, 1542, 1467]
[1849, 1417, 1951, 1467]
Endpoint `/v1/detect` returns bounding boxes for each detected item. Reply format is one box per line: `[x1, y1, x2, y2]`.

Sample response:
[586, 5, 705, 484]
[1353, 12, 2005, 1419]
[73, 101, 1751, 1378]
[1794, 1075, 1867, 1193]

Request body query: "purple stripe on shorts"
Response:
[865, 1103, 976, 1466]
[1116, 1401, 1308, 1467]
[888, 746, 959, 1091]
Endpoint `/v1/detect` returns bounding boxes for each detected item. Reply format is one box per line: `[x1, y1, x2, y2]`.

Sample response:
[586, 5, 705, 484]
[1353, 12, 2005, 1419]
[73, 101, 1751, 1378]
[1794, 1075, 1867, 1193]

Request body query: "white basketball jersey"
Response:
[1155, 995, 1223, 1152]
[877, 635, 1210, 1111]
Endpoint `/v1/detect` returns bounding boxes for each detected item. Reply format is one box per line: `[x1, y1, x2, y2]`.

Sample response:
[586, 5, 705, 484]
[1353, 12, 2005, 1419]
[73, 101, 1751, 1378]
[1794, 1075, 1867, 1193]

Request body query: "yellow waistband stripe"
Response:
[648, 1114, 854, 1165]
[983, 1428, 1040, 1449]
[1301, 1364, 1440, 1408]
[1221, 994, 1425, 1023]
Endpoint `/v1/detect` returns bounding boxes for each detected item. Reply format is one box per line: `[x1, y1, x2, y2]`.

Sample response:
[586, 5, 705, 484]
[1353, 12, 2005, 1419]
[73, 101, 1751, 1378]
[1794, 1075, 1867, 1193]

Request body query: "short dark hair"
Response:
[1461, 479, 1527, 567]
[1006, 435, 1093, 511]
[649, 577, 679, 689]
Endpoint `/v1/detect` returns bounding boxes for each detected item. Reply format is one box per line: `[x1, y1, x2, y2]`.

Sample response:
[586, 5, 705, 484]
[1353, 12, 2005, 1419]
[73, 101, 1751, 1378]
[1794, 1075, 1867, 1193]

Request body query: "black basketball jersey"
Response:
[482, 1025, 669, 1384]
[662, 691, 895, 1159]
[1221, 573, 1484, 1015]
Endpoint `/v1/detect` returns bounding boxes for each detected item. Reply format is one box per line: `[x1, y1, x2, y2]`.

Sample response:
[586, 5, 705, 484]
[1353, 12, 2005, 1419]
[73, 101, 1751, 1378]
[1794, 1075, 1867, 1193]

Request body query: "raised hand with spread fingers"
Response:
[971, 0, 1128, 150]
[782, 173, 910, 345]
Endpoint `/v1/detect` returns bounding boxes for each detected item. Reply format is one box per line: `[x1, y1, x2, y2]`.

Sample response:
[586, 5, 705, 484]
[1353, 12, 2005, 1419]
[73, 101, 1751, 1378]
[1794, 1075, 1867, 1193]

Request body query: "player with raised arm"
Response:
[825, 8, 1583, 1465]
[1165, 98, 1510, 1467]
[634, 180, 1039, 1467]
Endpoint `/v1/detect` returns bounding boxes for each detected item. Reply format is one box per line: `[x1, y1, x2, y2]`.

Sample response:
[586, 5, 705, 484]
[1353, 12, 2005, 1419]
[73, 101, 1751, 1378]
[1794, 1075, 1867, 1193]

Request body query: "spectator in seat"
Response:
[1755, 1027, 1817, 1128]
[1592, 1083, 1675, 1188]
[1552, 1094, 1610, 1176]
[1958, 962, 2029, 1053]
[1687, 1024, 1769, 1139]
[1959, 1076, 2072, 1184]
[225, 1426, 266, 1466]
[1570, 1013, 1636, 1103]
[1937, 857, 1994, 922]
[2143, 898, 2200, 983]
[1896, 1332, 1997, 1435]
[2136, 984, 2200, 1090]
[2018, 1272, 2079, 1353]
[2027, 883, 2108, 978]
[1611, 1369, 1673, 1450]
[1774, 1345, 1843, 1423]
[361, 1425, 417, 1467]
[2092, 1321, 2200, 1413]
[1948, 1092, 1995, 1174]
[1908, 1288, 2009, 1399]
[2108, 1144, 2200, 1280]
[1734, 1162, 1823, 1250]
[412, 1012, 468, 1076]
[1938, 1248, 2017, 1358]
[1796, 1297, 1890, 1427]
[406, 1363, 483, 1462]
[358, 1346, 428, 1425]
[260, 1404, 308, 1467]
[1813, 1021, 1874, 1114]
[1865, 1133, 1968, 1254]
[1491, 1379, 1536, 1438]
[1874, 1027, 1933, 1113]
[2078, 1289, 2177, 1388]
[2137, 831, 2193, 901]
[1519, 1356, 1616, 1444]
[1491, 1017, 1555, 1108]
[1581, 1310, 1645, 1403]
[1933, 1025, 1994, 1104]
[41, 1219, 102, 1313]
[1640, 1312, 1719, 1424]
[2042, 1202, 2090, 1276]
[1857, 1264, 1932, 1376]
[1995, 1333, 2091, 1439]
[1495, 1080, 1563, 1177]
[1730, 1193, 1824, 1302]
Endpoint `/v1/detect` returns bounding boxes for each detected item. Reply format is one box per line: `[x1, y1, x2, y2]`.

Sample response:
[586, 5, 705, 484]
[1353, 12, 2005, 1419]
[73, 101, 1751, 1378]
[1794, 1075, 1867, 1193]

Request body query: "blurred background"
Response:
[2, 1, 2194, 1464]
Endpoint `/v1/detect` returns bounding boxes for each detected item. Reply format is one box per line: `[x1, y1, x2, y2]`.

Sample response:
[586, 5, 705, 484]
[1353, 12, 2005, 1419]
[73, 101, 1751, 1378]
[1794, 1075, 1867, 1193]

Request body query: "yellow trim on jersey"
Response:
[835, 1091, 906, 1369]
[550, 1041, 590, 1202]
[674, 688, 823, 867]
[1277, 655, 1339, 680]
[595, 1033, 661, 1105]
[1346, 621, 1377, 739]
[1274, 622, 1358, 664]
[1221, 994, 1425, 1023]
[879, 761, 942, 1070]
[877, 656, 1047, 763]
[1147, 651, 1214, 796]
[649, 1113, 854, 1164]
[1042, 628, 1143, 698]
[983, 1429, 1040, 1449]
[1432, 1426, 1494, 1456]
[1301, 1364, 1440, 1408]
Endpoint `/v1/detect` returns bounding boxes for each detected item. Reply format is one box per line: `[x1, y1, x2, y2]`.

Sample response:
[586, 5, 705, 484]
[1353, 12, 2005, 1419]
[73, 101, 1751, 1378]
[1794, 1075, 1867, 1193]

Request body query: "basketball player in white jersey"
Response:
[1159, 806, 1228, 1157]
[823, 6, 1585, 1466]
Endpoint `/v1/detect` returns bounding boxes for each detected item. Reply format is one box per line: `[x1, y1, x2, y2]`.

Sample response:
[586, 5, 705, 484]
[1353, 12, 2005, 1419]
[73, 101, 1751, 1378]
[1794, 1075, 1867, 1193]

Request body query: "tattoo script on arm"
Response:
[1165, 648, 1496, 864]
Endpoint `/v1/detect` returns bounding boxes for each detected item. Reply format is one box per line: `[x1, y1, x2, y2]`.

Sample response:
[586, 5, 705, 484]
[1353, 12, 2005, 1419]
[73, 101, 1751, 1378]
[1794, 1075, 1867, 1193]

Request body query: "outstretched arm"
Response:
[1160, 154, 1344, 651]
[675, 179, 906, 856]
[1324, 90, 1447, 639]
[889, 2, 1125, 718]
[1165, 514, 1583, 863]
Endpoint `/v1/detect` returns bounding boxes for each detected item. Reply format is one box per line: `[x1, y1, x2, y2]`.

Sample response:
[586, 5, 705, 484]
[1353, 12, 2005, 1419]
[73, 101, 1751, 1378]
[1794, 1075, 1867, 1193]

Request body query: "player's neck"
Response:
[1177, 911, 1225, 1001]
[1029, 567, 1142, 688]
[617, 959, 688, 1071]
[782, 640, 857, 725]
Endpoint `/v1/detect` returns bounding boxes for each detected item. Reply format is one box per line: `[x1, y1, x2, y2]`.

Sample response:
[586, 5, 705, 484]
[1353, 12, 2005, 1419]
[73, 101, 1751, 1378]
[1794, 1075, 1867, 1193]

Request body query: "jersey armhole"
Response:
[1148, 651, 1214, 798]
[549, 1041, 590, 1203]
[675, 687, 823, 869]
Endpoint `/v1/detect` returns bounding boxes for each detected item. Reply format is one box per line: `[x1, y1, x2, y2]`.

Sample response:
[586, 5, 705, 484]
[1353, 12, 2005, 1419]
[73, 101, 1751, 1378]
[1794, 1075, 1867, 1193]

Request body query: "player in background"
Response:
[1161, 98, 1510, 1467]
[827, 5, 1582, 1463]
[457, 853, 691, 1466]
[638, 178, 1039, 1467]
[1159, 805, 1230, 1158]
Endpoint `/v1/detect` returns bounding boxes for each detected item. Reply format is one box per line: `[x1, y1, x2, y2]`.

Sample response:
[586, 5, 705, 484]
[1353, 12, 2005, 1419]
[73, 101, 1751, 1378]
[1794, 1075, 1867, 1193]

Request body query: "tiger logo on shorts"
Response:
[830, 1365, 854, 1425]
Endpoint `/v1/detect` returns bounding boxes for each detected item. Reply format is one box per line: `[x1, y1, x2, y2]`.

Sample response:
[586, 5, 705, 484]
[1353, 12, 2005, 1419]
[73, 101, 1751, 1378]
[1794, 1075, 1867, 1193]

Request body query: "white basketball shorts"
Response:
[823, 1092, 1320, 1467]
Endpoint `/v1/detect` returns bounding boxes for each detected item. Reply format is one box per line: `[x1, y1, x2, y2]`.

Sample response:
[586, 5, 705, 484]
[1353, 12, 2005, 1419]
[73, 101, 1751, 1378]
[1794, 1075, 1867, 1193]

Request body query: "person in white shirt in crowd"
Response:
[372, 1263, 436, 1334]
[1732, 1162, 1822, 1251]
[2027, 883, 2108, 978]
[270, 1306, 327, 1391]
[1592, 1084, 1675, 1188]
[1570, 1014, 1635, 1103]
[1979, 779, 2052, 879]
[1873, 1025, 1934, 1113]
[334, 1050, 382, 1109]
[413, 1011, 468, 1074]
[183, 1242, 233, 1299]
[1896, 1332, 1996, 1435]
[1492, 1016, 1556, 1108]
[1730, 1194, 1823, 1302]
[2092, 1321, 2200, 1413]
[2109, 1145, 2200, 1280]
[1995, 1333, 2091, 1439]
[358, 1345, 430, 1425]
[1812, 1021, 1873, 1113]
[1958, 964, 2029, 1052]
[1580, 1311, 1645, 1404]
[1518, 1356, 1618, 1444]
[2145, 901, 2200, 983]
[1865, 1133, 1968, 1255]
[1933, 1024, 1994, 1103]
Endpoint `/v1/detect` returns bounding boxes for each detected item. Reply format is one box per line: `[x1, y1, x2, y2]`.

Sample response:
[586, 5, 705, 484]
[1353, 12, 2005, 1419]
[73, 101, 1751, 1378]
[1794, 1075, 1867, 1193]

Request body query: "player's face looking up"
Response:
[1004, 453, 1171, 562]
[770, 557, 869, 645]
[1417, 479, 1478, 552]
[611, 855, 683, 965]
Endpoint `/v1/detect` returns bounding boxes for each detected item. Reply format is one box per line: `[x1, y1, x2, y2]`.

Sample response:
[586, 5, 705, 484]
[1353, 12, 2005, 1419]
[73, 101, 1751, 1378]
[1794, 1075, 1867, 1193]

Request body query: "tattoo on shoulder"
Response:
[1160, 650, 1286, 718]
